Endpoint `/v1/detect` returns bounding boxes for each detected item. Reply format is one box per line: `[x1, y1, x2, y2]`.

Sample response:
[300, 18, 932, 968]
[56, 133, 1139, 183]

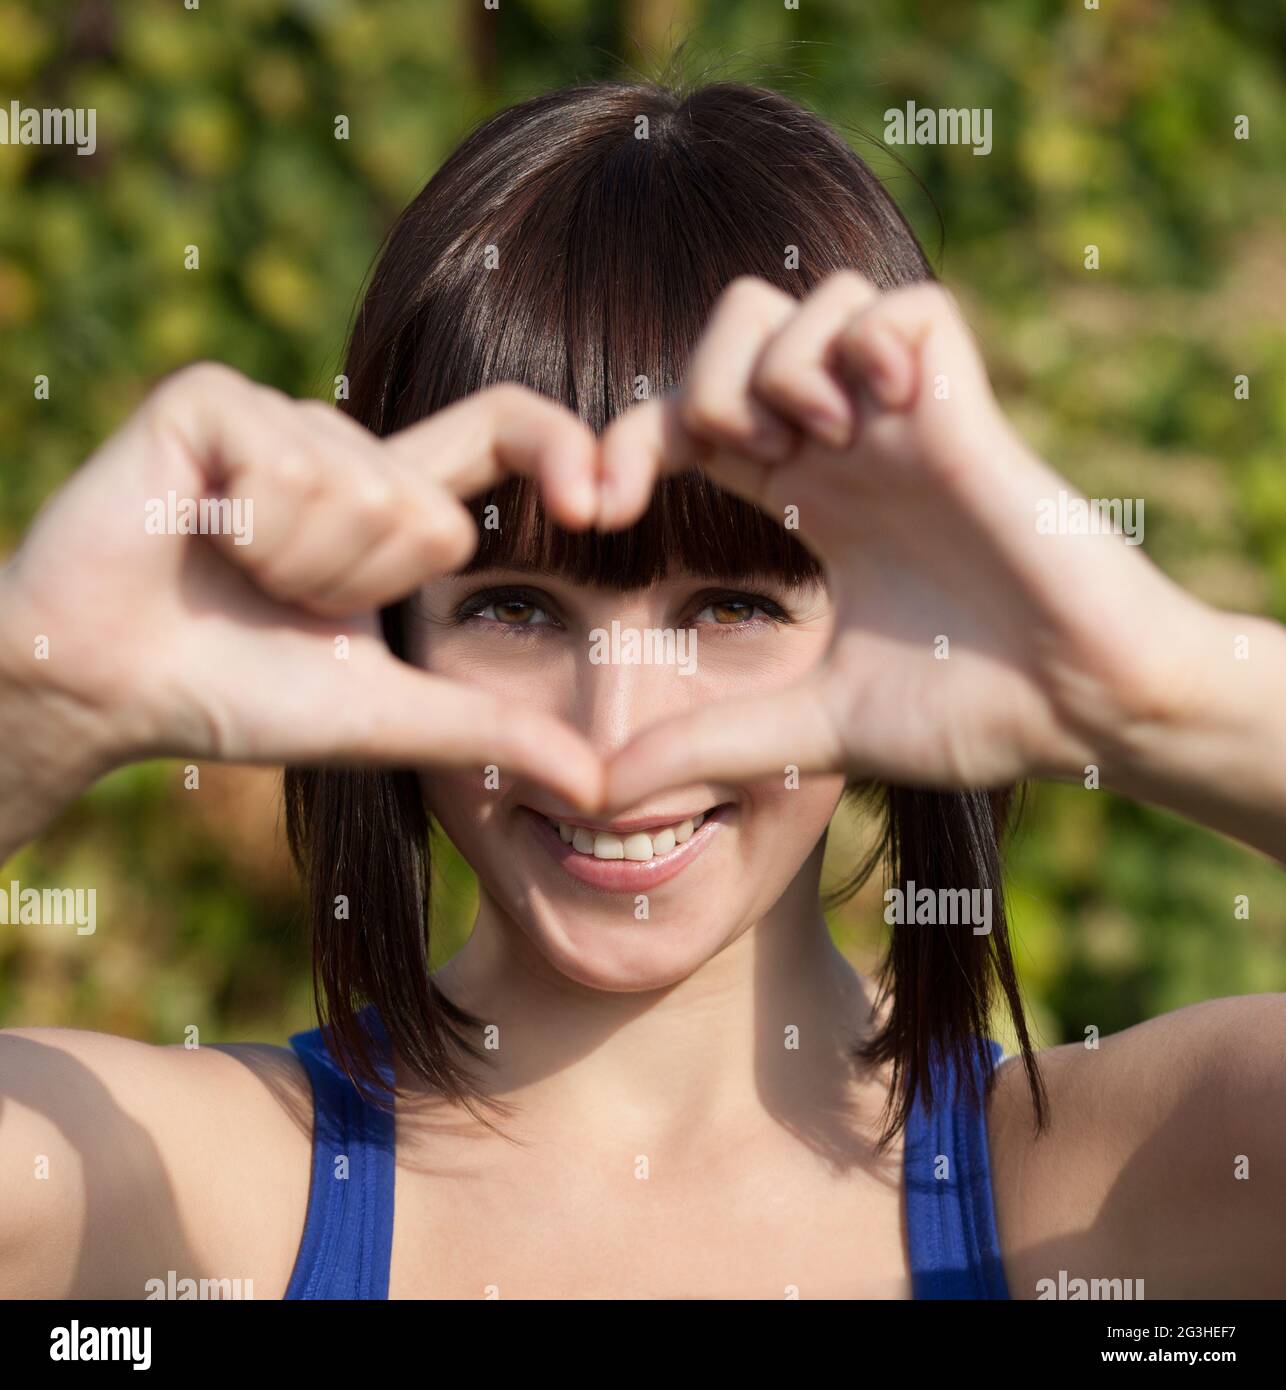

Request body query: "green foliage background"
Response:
[1, 0, 1282, 1053]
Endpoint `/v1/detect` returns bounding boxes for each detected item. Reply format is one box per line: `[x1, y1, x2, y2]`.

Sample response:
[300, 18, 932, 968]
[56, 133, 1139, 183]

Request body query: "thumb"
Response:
[285, 652, 605, 812]
[605, 675, 843, 810]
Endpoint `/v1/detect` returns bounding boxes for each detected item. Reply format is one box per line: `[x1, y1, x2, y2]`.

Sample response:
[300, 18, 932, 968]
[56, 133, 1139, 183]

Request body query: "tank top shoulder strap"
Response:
[903, 1036, 1010, 1299]
[283, 1005, 396, 1300]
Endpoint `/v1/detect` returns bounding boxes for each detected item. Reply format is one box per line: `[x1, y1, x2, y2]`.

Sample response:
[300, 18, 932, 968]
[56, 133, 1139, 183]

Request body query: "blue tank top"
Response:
[282, 1007, 1010, 1299]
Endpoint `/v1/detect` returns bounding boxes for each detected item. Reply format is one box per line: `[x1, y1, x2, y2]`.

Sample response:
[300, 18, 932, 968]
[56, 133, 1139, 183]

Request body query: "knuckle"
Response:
[347, 475, 397, 528]
[149, 360, 236, 414]
[817, 269, 873, 301]
[172, 360, 237, 392]
[720, 274, 773, 308]
[483, 381, 536, 414]
[270, 448, 318, 495]
[894, 281, 950, 316]
[915, 281, 951, 309]
[712, 276, 795, 334]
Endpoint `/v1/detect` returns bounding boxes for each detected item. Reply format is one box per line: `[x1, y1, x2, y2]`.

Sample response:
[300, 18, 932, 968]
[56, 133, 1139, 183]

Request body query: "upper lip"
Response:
[524, 805, 721, 835]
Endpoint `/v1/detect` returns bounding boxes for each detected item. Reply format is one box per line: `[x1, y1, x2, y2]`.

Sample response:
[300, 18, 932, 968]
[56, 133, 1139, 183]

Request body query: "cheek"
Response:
[418, 638, 572, 720]
[738, 773, 847, 858]
[419, 770, 492, 854]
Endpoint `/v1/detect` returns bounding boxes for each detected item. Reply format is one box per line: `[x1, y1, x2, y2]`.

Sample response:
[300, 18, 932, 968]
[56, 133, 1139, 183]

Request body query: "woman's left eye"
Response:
[691, 596, 785, 626]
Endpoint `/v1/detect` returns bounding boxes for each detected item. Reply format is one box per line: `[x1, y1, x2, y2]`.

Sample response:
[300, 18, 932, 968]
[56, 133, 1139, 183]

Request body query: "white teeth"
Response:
[550, 811, 716, 860]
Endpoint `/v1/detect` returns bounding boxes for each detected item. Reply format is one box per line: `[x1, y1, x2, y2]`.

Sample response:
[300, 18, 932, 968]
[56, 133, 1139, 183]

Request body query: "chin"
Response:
[513, 900, 743, 994]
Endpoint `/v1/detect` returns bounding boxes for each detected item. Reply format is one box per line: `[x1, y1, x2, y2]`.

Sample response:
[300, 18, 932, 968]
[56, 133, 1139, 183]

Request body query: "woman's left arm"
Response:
[1093, 605, 1286, 863]
[600, 271, 1286, 865]
[986, 992, 1286, 1298]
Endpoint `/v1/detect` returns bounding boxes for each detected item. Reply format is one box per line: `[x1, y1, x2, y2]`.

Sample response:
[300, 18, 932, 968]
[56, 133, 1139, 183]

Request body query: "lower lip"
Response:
[523, 807, 727, 892]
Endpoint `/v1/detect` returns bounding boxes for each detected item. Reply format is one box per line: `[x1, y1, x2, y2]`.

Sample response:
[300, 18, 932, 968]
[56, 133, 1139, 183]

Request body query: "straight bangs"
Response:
[463, 473, 821, 591]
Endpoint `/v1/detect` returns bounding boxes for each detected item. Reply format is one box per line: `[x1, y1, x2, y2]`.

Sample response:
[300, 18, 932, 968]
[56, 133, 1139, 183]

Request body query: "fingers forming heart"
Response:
[589, 271, 1006, 808]
[308, 271, 984, 813]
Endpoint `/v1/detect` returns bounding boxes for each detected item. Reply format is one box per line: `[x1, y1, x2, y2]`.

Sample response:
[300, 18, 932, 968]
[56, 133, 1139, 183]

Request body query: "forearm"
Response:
[1100, 607, 1286, 864]
[0, 577, 114, 865]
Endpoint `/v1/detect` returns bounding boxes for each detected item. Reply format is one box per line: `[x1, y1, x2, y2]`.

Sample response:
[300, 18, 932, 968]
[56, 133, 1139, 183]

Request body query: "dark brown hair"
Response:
[285, 78, 1047, 1145]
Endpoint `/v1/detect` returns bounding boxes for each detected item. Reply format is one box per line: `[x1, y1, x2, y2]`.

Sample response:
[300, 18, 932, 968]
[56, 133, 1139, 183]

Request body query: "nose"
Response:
[571, 621, 704, 760]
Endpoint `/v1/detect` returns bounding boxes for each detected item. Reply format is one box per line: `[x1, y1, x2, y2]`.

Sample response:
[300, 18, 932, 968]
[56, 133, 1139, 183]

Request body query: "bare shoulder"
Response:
[986, 994, 1286, 1299]
[0, 1025, 316, 1298]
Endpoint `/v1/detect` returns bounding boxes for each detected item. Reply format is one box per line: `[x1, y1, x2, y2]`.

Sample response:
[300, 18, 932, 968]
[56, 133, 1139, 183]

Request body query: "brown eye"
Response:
[494, 599, 537, 625]
[700, 599, 757, 624]
[458, 589, 555, 628]
[689, 591, 791, 629]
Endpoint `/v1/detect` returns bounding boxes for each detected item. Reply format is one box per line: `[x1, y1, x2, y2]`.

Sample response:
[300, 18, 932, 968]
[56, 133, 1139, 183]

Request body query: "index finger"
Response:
[596, 392, 706, 531]
[383, 384, 600, 530]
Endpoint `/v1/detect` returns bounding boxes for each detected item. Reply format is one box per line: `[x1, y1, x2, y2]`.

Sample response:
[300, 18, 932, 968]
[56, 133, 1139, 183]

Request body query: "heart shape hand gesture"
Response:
[598, 272, 1212, 808]
[0, 273, 1214, 822]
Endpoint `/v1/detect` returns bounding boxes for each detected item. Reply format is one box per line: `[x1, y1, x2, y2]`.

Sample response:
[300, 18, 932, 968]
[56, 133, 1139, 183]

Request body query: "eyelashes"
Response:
[451, 585, 793, 634]
[690, 593, 791, 629]
[450, 585, 557, 629]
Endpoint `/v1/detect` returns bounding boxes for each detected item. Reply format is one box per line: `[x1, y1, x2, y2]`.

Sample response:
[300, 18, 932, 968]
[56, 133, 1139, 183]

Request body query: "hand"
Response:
[600, 272, 1222, 807]
[0, 365, 606, 822]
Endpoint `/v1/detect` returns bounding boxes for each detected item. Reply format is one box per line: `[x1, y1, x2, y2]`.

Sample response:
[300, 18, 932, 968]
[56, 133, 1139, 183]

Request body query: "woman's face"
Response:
[409, 567, 845, 991]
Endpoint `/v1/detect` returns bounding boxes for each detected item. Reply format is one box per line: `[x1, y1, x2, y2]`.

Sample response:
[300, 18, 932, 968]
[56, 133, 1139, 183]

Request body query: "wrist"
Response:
[1096, 602, 1286, 859]
[0, 570, 122, 861]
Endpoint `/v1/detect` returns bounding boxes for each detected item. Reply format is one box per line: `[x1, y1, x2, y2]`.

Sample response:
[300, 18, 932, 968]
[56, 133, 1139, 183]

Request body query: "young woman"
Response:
[0, 80, 1282, 1301]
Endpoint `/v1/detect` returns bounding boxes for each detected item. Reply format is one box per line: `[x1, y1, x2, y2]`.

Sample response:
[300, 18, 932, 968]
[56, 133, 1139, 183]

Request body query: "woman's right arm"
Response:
[0, 363, 606, 1295]
[0, 362, 604, 858]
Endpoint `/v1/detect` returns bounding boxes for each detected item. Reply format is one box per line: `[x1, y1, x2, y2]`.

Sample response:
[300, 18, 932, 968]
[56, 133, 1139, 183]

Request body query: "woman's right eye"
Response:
[458, 590, 556, 628]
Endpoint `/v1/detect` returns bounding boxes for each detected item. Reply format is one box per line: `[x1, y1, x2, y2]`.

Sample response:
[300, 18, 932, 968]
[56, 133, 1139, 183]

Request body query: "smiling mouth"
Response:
[548, 809, 712, 861]
[521, 804, 729, 892]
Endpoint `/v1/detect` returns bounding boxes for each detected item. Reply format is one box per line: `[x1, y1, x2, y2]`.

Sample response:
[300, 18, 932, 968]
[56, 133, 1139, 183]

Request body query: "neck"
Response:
[426, 852, 885, 1153]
